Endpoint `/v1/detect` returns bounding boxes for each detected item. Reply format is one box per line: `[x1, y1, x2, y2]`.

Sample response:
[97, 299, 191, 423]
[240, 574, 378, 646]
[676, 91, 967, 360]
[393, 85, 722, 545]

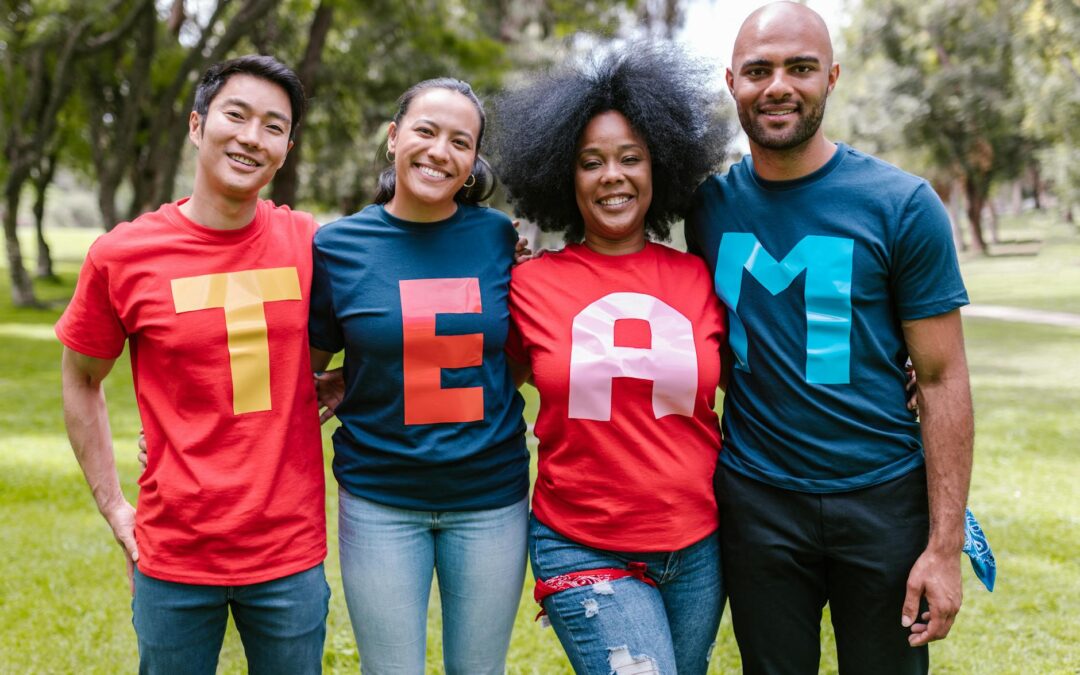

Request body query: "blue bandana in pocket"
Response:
[963, 508, 996, 592]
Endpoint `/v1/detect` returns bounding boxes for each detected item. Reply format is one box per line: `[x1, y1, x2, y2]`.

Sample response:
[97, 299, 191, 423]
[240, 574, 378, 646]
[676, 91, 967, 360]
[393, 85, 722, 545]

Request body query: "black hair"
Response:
[374, 77, 496, 205]
[193, 55, 307, 141]
[490, 42, 732, 242]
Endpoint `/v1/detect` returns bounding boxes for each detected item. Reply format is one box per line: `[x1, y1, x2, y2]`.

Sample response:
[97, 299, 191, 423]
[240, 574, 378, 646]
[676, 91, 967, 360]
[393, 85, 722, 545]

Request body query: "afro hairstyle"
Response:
[490, 42, 731, 242]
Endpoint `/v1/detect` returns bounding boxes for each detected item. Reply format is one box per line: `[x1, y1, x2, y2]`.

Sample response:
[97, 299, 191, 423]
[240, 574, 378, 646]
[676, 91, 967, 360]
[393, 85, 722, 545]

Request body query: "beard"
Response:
[739, 93, 828, 151]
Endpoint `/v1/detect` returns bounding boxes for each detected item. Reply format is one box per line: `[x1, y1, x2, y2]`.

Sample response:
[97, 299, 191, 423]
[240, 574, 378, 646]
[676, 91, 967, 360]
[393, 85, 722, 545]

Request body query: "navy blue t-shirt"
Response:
[309, 203, 528, 510]
[687, 144, 968, 493]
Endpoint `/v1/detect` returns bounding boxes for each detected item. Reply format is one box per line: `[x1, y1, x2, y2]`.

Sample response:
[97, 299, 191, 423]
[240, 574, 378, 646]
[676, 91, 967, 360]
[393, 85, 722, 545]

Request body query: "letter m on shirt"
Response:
[714, 233, 854, 384]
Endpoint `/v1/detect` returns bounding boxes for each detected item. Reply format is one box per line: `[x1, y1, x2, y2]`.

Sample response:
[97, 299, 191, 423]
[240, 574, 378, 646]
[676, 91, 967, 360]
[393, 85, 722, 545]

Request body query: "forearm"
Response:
[917, 364, 973, 554]
[310, 346, 334, 372]
[61, 351, 125, 516]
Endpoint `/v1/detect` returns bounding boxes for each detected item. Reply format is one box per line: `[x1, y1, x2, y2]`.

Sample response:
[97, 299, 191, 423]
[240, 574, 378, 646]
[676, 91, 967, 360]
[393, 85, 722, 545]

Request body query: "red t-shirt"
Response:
[508, 242, 726, 551]
[56, 199, 326, 585]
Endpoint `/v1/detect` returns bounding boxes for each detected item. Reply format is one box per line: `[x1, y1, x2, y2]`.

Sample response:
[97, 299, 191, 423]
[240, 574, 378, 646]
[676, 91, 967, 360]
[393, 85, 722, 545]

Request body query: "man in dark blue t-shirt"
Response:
[686, 3, 973, 673]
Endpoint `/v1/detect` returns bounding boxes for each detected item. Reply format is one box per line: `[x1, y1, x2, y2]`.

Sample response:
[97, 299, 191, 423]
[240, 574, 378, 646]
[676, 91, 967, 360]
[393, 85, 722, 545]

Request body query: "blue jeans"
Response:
[529, 516, 724, 675]
[131, 563, 329, 675]
[338, 488, 528, 674]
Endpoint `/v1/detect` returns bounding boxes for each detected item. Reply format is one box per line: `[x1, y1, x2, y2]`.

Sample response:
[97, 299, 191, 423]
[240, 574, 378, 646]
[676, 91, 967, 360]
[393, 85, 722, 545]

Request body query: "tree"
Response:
[0, 0, 151, 306]
[849, 0, 1031, 253]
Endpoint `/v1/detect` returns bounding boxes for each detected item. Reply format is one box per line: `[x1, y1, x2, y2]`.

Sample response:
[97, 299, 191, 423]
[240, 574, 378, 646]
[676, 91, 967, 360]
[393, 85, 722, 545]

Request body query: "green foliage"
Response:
[1, 218, 1078, 672]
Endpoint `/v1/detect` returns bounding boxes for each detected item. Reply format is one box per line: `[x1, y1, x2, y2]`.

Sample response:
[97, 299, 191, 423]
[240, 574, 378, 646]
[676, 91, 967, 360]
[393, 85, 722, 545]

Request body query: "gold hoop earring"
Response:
[385, 149, 394, 162]
[463, 174, 476, 189]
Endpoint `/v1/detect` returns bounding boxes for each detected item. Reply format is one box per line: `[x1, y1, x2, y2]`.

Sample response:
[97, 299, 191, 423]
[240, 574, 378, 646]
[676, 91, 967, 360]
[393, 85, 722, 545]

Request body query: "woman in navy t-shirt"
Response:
[309, 79, 529, 674]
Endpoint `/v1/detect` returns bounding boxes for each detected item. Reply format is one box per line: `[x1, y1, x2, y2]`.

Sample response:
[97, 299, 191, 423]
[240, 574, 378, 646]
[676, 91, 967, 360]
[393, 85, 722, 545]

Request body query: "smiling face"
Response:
[385, 87, 481, 222]
[727, 3, 838, 153]
[189, 73, 293, 203]
[574, 111, 652, 255]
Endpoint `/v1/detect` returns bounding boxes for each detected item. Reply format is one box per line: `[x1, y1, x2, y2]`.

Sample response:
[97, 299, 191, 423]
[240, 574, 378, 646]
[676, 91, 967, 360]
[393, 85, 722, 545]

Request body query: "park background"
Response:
[1, 0, 1077, 672]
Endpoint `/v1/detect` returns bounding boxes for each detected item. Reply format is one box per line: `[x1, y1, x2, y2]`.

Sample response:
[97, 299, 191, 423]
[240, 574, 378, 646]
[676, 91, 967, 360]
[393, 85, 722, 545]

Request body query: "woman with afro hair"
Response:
[491, 44, 732, 674]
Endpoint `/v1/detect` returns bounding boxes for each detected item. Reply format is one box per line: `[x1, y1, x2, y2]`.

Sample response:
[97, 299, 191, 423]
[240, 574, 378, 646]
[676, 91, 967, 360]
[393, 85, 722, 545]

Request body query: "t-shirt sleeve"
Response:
[308, 239, 344, 354]
[54, 250, 127, 359]
[504, 272, 529, 365]
[684, 183, 707, 259]
[890, 181, 969, 320]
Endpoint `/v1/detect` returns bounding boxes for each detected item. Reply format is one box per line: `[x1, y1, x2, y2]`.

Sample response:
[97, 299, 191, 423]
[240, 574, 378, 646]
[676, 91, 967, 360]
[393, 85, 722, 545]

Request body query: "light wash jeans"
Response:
[131, 563, 329, 675]
[337, 488, 528, 674]
[529, 516, 724, 675]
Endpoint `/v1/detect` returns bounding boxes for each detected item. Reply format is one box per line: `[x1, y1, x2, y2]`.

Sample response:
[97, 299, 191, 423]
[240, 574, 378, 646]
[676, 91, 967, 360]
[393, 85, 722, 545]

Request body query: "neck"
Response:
[750, 133, 837, 182]
[385, 196, 458, 223]
[180, 179, 259, 230]
[583, 232, 646, 257]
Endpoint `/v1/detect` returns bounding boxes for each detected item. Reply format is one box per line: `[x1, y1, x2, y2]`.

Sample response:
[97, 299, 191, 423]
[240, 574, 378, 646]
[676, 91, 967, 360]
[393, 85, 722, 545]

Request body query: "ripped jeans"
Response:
[529, 515, 724, 675]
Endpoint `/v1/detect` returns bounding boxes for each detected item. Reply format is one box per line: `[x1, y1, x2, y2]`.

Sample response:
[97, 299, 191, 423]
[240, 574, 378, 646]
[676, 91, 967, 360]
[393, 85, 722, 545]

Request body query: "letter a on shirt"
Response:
[568, 292, 697, 421]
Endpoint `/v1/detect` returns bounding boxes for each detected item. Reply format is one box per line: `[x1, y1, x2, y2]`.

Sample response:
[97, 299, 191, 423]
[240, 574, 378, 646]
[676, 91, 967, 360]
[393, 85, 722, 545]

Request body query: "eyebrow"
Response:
[578, 143, 646, 155]
[221, 97, 291, 125]
[413, 117, 475, 143]
[740, 55, 822, 69]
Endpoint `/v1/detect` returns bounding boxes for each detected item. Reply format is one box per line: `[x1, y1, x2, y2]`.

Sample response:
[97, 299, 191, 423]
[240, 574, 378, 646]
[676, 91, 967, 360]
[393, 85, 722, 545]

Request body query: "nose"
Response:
[235, 119, 264, 149]
[427, 136, 450, 163]
[763, 70, 793, 99]
[600, 160, 624, 184]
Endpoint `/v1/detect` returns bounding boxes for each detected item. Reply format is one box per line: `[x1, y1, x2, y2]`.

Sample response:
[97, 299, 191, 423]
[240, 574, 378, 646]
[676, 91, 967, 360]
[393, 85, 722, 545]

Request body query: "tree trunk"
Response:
[3, 190, 39, 307]
[964, 178, 988, 254]
[986, 199, 1000, 245]
[32, 154, 57, 279]
[270, 1, 333, 207]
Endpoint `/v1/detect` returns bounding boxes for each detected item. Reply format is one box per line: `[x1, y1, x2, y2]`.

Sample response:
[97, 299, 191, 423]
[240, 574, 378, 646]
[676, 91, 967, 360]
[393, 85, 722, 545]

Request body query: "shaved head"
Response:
[733, 2, 833, 70]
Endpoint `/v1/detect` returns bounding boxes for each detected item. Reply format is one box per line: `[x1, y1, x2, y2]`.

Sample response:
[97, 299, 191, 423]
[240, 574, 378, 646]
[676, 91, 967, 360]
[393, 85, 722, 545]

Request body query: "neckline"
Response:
[749, 143, 848, 192]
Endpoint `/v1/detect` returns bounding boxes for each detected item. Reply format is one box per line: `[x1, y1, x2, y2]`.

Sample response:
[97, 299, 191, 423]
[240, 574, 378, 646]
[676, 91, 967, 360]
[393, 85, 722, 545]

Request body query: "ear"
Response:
[827, 62, 840, 94]
[386, 121, 398, 155]
[725, 68, 735, 97]
[188, 110, 202, 148]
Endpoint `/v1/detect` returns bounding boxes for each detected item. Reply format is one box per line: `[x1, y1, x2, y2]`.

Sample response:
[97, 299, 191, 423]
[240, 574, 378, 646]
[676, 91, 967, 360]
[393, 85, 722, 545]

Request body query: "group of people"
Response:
[57, 2, 975, 674]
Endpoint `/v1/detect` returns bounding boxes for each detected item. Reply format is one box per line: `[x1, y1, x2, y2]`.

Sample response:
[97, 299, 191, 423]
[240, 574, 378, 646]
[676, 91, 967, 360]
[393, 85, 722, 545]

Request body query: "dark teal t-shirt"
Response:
[309, 203, 528, 510]
[687, 144, 968, 493]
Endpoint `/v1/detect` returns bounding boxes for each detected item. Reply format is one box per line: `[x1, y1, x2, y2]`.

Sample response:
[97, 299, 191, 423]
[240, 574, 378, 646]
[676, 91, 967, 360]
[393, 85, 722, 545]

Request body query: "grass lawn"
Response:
[1, 216, 1077, 673]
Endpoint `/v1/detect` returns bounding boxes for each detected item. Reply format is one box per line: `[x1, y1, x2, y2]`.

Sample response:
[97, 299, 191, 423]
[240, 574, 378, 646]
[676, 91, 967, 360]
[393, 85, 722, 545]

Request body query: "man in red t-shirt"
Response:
[57, 56, 328, 673]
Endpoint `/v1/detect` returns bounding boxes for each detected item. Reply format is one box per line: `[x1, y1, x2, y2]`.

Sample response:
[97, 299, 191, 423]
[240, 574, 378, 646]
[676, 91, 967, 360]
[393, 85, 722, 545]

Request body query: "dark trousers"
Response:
[716, 464, 930, 675]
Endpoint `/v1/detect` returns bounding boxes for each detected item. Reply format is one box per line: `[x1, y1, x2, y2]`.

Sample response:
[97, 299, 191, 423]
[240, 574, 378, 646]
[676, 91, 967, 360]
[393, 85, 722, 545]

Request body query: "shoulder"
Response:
[314, 204, 380, 247]
[459, 203, 515, 232]
[836, 145, 929, 198]
[86, 204, 174, 264]
[649, 243, 712, 279]
[262, 200, 318, 243]
[511, 244, 576, 284]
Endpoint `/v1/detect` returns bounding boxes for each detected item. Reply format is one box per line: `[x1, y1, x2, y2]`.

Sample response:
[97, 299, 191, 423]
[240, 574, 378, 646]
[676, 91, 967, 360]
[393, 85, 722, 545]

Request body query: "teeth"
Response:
[229, 153, 257, 166]
[418, 165, 448, 178]
[600, 196, 631, 206]
[763, 110, 796, 116]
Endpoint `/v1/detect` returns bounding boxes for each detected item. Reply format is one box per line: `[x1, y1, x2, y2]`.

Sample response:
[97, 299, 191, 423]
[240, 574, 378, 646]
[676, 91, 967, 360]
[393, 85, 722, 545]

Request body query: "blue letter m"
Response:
[715, 233, 854, 384]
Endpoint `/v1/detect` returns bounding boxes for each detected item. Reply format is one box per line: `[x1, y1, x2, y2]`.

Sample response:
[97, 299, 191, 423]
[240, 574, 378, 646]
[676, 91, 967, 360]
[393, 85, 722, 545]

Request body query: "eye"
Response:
[579, 158, 602, 170]
[622, 155, 641, 165]
[745, 67, 768, 78]
[452, 138, 472, 150]
[793, 64, 815, 74]
[225, 110, 244, 120]
[266, 124, 285, 135]
[415, 126, 434, 136]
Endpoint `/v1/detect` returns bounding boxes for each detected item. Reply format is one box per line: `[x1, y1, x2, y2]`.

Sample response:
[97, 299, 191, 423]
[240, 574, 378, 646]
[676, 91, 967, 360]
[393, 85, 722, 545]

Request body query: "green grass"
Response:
[1, 217, 1077, 673]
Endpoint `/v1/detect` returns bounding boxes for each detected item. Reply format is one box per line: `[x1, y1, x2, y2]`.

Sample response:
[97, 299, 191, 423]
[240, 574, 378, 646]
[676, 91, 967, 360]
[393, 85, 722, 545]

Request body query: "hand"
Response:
[905, 358, 919, 414]
[315, 368, 345, 424]
[901, 547, 963, 646]
[513, 224, 534, 265]
[136, 429, 147, 472]
[101, 498, 138, 595]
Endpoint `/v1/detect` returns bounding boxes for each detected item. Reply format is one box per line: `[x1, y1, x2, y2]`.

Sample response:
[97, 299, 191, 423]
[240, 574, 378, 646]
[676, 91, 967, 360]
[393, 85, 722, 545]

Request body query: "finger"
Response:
[900, 579, 921, 629]
[512, 219, 520, 230]
[137, 434, 147, 453]
[125, 555, 135, 596]
[319, 407, 335, 424]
